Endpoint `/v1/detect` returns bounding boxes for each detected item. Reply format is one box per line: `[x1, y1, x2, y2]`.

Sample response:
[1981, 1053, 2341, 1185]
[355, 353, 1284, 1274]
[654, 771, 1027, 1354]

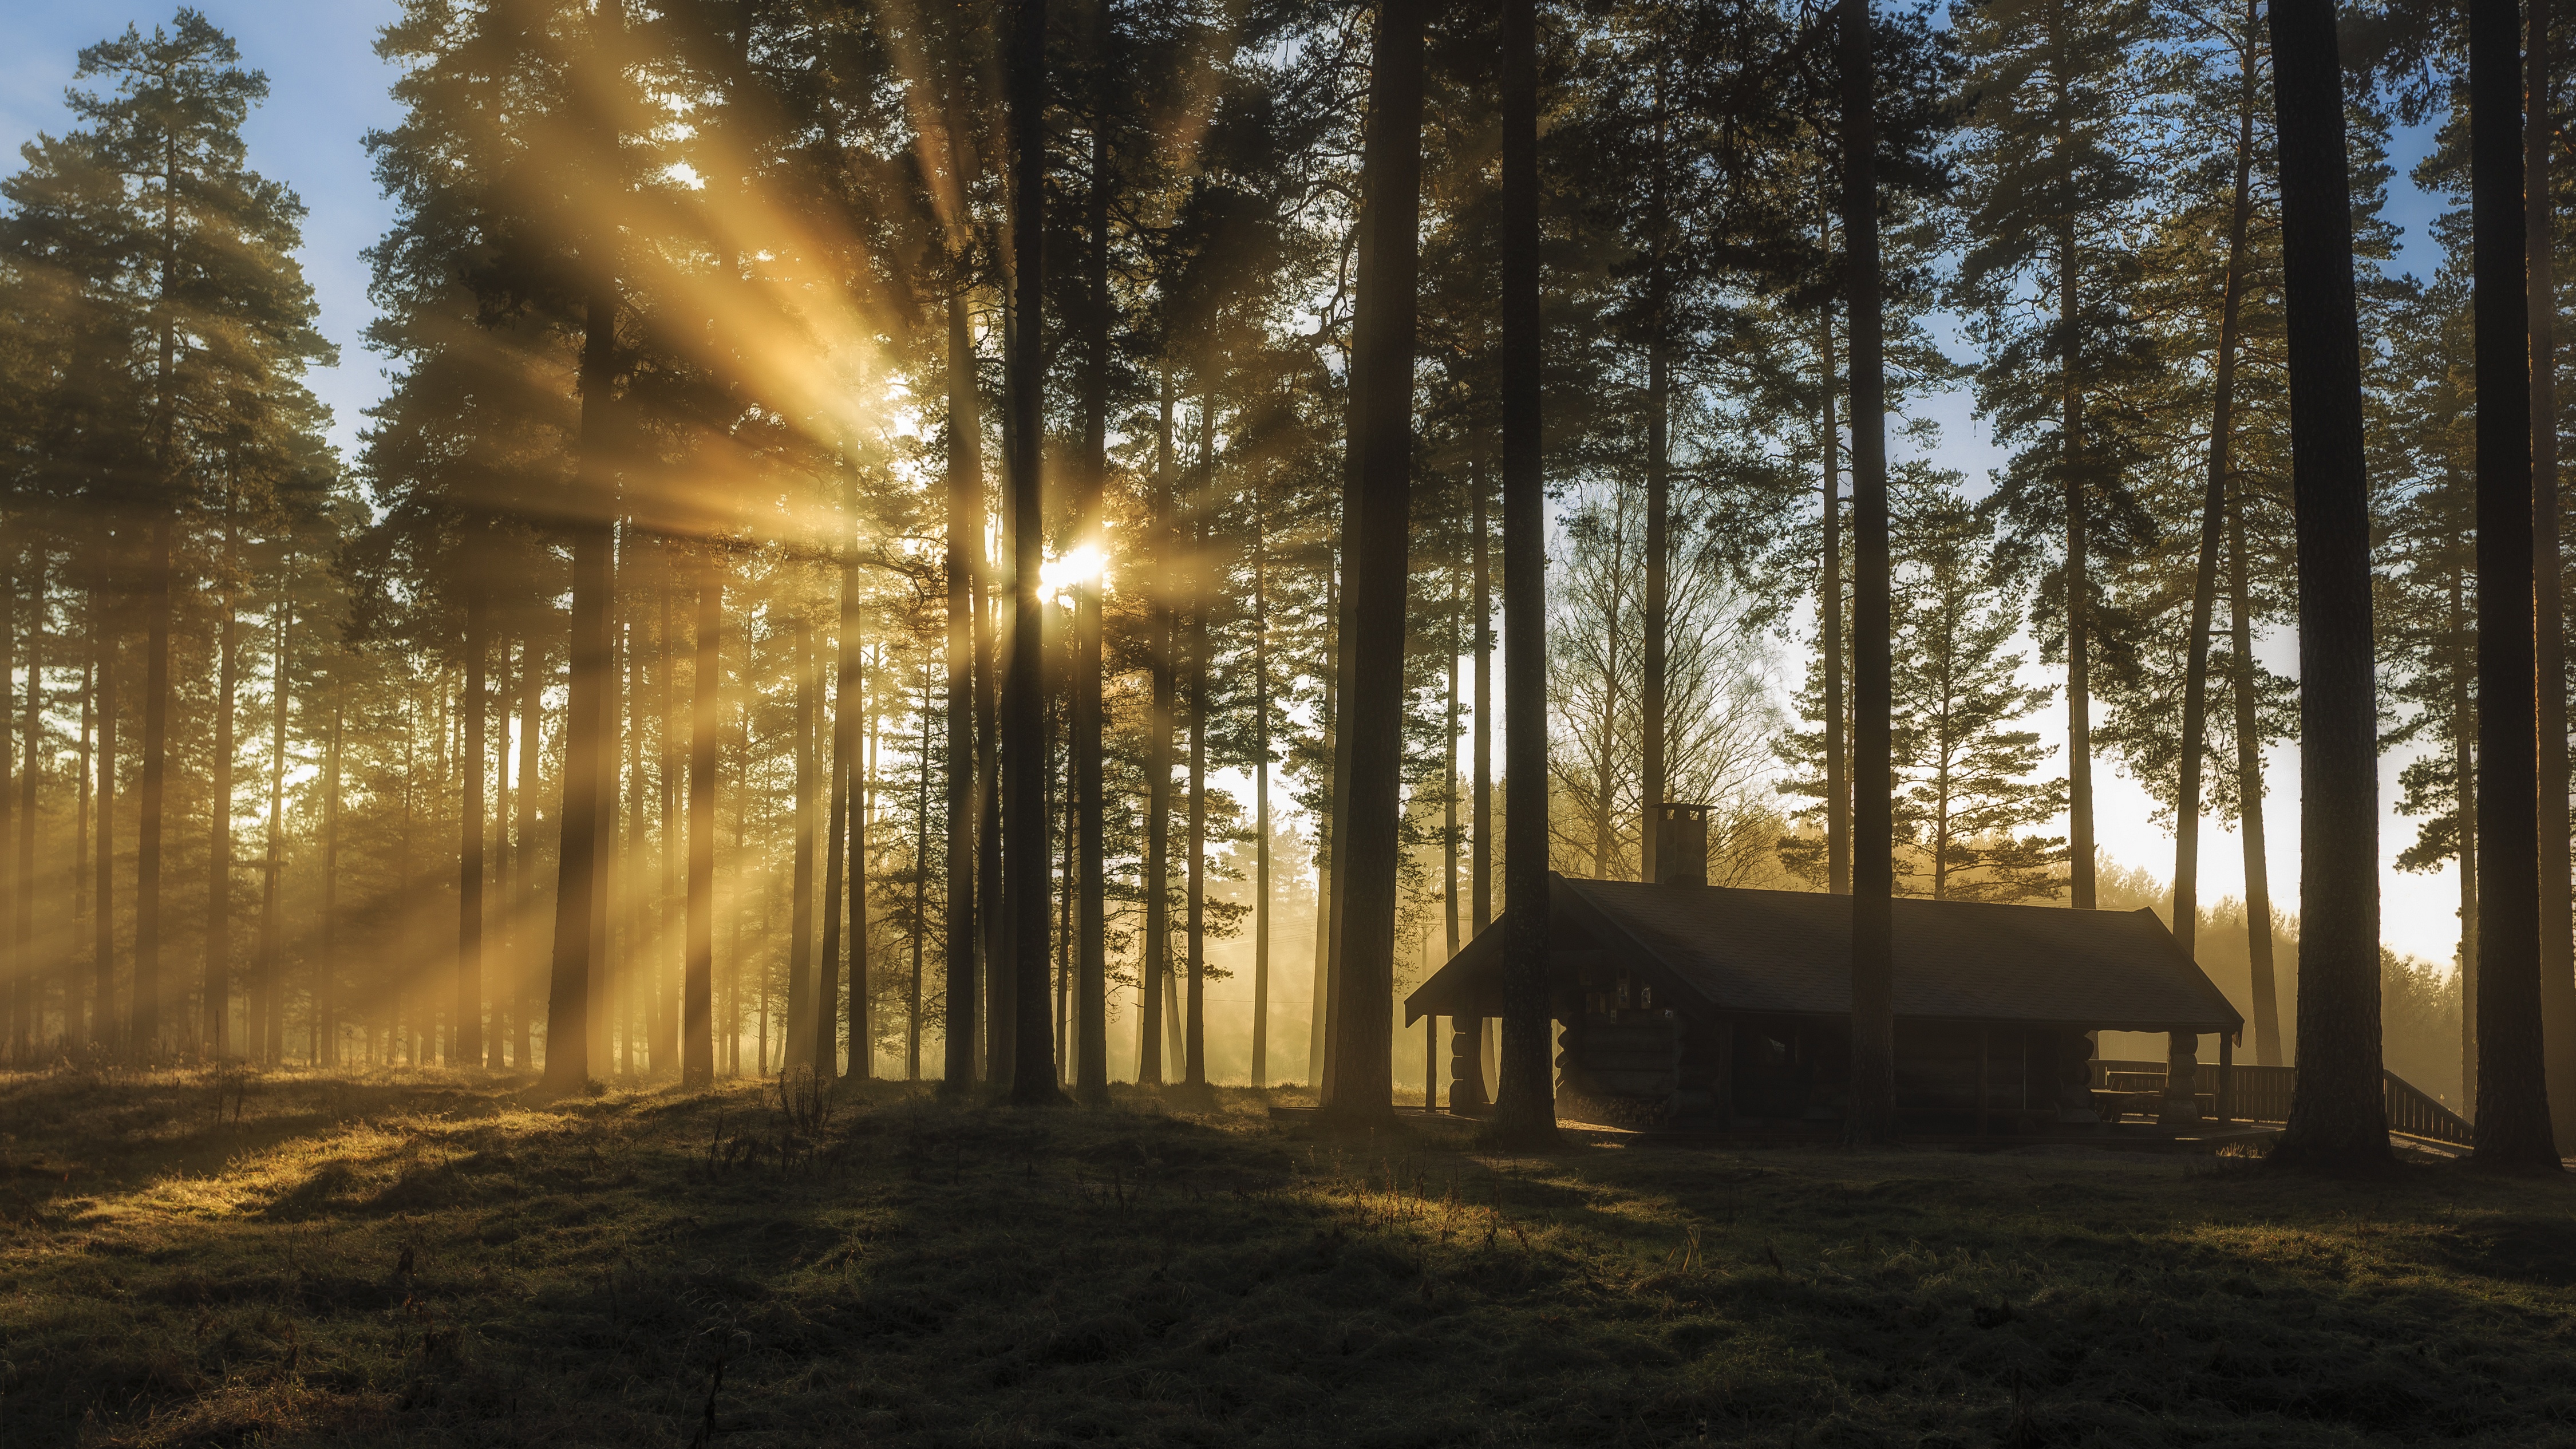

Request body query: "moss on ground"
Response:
[2, 1066, 2572, 1447]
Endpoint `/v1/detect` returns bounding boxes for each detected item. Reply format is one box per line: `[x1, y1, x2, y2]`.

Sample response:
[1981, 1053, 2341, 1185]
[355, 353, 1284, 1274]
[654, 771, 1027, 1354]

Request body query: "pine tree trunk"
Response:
[493, 633, 515, 1068]
[848, 607, 871, 1081]
[589, 556, 620, 1073]
[1308, 562, 1337, 1090]
[0, 556, 14, 1061]
[2470, 0, 2560, 1167]
[1472, 460, 1492, 938]
[655, 581, 677, 1070]
[321, 701, 341, 1067]
[1075, 15, 1113, 1104]
[2226, 485, 2283, 1063]
[1820, 304, 1848, 896]
[207, 555, 237, 1056]
[1143, 371, 1176, 1087]
[685, 564, 719, 1087]
[1054, 701, 1073, 1083]
[975, 516, 1005, 1080]
[2452, 547, 2480, 1099]
[2268, 0, 2391, 1167]
[1842, 0, 1898, 1142]
[14, 553, 40, 1063]
[1462, 454, 1492, 1104]
[516, 639, 541, 1071]
[2527, 0, 2576, 1151]
[912, 689, 931, 1080]
[260, 591, 289, 1064]
[789, 624, 818, 1070]
[943, 289, 982, 1093]
[93, 595, 115, 1052]
[1318, 0, 1423, 1128]
[544, 281, 617, 1093]
[1253, 498, 1272, 1089]
[1641, 77, 1670, 882]
[819, 615, 851, 1077]
[2060, 231, 2095, 911]
[1491, 0, 1557, 1146]
[457, 586, 487, 1068]
[133, 513, 172, 1054]
[2174, 40, 2258, 960]
[1641, 373, 1669, 860]
[1184, 489, 1208, 1089]
[72, 652, 89, 1052]
[1004, 0, 1060, 1103]
[1444, 601, 1460, 958]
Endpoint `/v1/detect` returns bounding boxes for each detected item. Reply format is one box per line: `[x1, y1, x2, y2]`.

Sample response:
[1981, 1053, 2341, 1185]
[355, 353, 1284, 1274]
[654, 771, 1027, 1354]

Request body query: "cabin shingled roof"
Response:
[1404, 874, 2245, 1035]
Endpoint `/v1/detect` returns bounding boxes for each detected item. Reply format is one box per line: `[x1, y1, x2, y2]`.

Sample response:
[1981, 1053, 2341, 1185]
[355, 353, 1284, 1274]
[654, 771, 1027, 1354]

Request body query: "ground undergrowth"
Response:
[3, 1067, 2573, 1447]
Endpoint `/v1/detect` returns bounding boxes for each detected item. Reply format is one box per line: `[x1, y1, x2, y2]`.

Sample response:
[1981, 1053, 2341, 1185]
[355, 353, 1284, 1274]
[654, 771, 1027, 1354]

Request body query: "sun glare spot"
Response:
[1040, 544, 1106, 602]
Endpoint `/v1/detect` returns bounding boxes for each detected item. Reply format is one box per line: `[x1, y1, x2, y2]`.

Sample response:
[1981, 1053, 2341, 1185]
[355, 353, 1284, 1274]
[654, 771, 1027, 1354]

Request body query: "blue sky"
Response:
[0, 4, 2484, 970]
[0, 2, 404, 459]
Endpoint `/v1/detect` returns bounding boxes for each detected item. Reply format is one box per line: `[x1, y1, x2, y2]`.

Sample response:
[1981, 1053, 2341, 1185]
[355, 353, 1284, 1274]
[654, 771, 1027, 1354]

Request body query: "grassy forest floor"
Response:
[3, 1069, 2574, 1448]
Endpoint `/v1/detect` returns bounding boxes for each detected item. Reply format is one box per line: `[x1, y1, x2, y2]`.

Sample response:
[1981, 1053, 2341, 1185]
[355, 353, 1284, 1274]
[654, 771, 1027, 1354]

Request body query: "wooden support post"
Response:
[2159, 1028, 2200, 1126]
[2216, 1032, 2233, 1124]
[1977, 1026, 1991, 1136]
[1425, 1015, 1438, 1113]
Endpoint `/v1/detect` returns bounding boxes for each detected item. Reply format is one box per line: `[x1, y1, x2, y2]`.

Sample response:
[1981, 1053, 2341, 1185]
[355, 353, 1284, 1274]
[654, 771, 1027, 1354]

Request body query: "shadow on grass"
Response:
[3, 1067, 2573, 1447]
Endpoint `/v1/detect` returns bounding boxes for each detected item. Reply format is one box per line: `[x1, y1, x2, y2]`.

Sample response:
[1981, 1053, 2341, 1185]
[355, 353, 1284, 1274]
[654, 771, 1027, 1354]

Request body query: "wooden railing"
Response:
[2381, 1069, 2474, 1146]
[2091, 1058, 2471, 1145]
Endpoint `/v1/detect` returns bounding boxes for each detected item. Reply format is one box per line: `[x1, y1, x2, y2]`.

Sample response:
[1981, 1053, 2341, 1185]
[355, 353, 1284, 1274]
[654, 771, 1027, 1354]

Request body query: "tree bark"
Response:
[912, 690, 931, 1080]
[860, 562, 881, 1072]
[321, 700, 341, 1066]
[1253, 489, 1272, 1089]
[2174, 33, 2258, 962]
[93, 594, 116, 1051]
[819, 617, 851, 1077]
[1184, 454, 1210, 1090]
[543, 280, 617, 1093]
[943, 289, 982, 1093]
[684, 563, 719, 1087]
[457, 584, 487, 1068]
[1444, 598, 1461, 957]
[133, 513, 172, 1053]
[1307, 562, 1337, 1089]
[2268, 0, 2391, 1167]
[1074, 19, 1113, 1105]
[516, 638, 541, 1070]
[1490, 0, 1558, 1146]
[2528, 0, 2576, 1151]
[1143, 370, 1176, 1087]
[1641, 77, 1671, 884]
[2471, 0, 2559, 1167]
[1319, 0, 1424, 1128]
[789, 625, 817, 1070]
[207, 546, 237, 1056]
[1005, 0, 1062, 1103]
[975, 504, 1005, 1079]
[1842, 0, 1897, 1142]
[1461, 452, 1492, 1104]
[2227, 481, 2283, 1063]
[14, 553, 39, 1063]
[2452, 544, 2480, 1097]
[492, 626, 515, 1068]
[1820, 304, 1848, 896]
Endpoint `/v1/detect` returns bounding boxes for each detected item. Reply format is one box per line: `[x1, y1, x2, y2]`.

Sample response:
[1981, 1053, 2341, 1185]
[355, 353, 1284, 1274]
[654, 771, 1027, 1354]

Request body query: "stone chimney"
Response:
[1653, 803, 1709, 887]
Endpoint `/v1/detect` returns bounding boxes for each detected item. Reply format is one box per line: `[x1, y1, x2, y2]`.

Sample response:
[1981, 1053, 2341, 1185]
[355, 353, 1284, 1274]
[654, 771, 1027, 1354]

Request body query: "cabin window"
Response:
[1639, 984, 1653, 1009]
[1617, 970, 1631, 1010]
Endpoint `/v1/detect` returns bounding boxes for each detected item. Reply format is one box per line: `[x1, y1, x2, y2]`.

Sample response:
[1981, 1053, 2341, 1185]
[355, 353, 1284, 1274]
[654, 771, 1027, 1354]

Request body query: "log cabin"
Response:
[1404, 811, 2245, 1134]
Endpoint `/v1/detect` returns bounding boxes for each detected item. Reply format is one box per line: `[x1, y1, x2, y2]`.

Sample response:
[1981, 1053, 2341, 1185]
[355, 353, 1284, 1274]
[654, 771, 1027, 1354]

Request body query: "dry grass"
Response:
[3, 1066, 2573, 1447]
